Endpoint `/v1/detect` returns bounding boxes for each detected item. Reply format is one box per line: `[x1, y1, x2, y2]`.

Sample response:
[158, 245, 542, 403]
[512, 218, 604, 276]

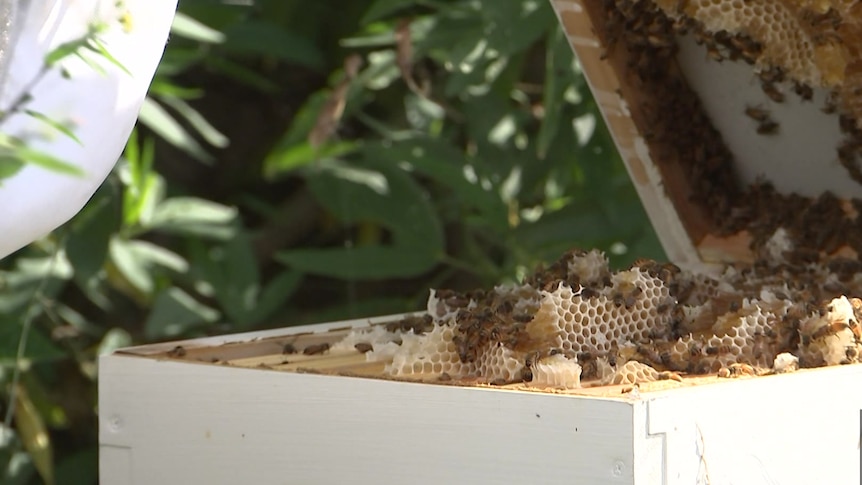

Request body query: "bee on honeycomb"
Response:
[337, 247, 862, 390]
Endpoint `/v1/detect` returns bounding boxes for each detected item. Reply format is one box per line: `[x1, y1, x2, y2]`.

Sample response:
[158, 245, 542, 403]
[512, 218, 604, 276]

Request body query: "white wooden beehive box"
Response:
[100, 315, 862, 485]
[101, 0, 862, 483]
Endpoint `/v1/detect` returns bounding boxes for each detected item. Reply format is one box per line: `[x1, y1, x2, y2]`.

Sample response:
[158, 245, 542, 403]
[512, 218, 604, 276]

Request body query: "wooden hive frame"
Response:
[550, 0, 862, 266]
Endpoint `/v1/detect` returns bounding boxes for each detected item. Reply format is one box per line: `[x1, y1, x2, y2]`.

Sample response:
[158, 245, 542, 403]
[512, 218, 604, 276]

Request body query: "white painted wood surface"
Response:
[100, 318, 862, 485]
[645, 364, 862, 485]
[100, 355, 636, 485]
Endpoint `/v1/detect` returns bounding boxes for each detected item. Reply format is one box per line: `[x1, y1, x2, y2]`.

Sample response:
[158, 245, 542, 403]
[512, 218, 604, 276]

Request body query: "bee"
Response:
[282, 343, 298, 355]
[512, 313, 534, 323]
[761, 83, 784, 103]
[847, 320, 862, 342]
[647, 35, 674, 49]
[759, 66, 785, 84]
[524, 350, 541, 370]
[303, 343, 330, 355]
[744, 106, 769, 122]
[718, 363, 756, 378]
[705, 345, 730, 356]
[792, 82, 813, 101]
[839, 114, 858, 134]
[658, 371, 684, 382]
[167, 346, 187, 358]
[660, 350, 673, 366]
[705, 44, 724, 62]
[822, 93, 838, 114]
[354, 342, 373, 354]
[757, 119, 780, 135]
[810, 320, 850, 341]
[446, 296, 470, 308]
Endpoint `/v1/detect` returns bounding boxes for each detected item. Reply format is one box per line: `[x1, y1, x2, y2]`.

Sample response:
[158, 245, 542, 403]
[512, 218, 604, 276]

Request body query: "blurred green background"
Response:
[0, 0, 664, 482]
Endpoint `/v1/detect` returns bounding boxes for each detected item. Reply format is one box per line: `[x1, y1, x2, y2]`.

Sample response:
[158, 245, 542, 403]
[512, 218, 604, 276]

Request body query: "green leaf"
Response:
[84, 38, 131, 75]
[361, 0, 414, 24]
[250, 270, 302, 325]
[277, 245, 437, 280]
[0, 155, 25, 181]
[309, 159, 443, 248]
[12, 147, 83, 176]
[109, 238, 188, 296]
[121, 132, 164, 229]
[222, 21, 324, 69]
[144, 287, 220, 340]
[158, 95, 229, 148]
[23, 110, 82, 145]
[264, 140, 360, 179]
[138, 97, 212, 162]
[148, 79, 204, 99]
[55, 448, 98, 485]
[171, 12, 226, 44]
[148, 197, 238, 240]
[480, 0, 555, 57]
[108, 238, 154, 296]
[12, 385, 53, 485]
[66, 183, 120, 287]
[201, 55, 280, 93]
[97, 328, 133, 356]
[0, 315, 65, 363]
[278, 157, 444, 280]
[209, 232, 260, 326]
[0, 428, 36, 485]
[44, 38, 89, 67]
[288, 297, 413, 326]
[361, 138, 509, 232]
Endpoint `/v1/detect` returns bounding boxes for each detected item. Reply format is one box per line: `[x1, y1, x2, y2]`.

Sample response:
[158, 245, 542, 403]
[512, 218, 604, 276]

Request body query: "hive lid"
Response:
[549, 0, 862, 267]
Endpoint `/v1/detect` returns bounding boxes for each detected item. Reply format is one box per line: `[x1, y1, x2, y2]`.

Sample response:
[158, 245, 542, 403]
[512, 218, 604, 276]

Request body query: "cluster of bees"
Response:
[595, 0, 862, 260]
[401, 247, 862, 385]
[430, 288, 539, 365]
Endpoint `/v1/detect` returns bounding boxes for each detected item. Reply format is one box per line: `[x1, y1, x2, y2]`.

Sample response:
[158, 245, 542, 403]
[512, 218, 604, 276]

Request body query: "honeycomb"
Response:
[529, 354, 583, 390]
[336, 249, 862, 390]
[381, 322, 476, 378]
[650, 0, 862, 111]
[526, 267, 673, 355]
[606, 360, 661, 385]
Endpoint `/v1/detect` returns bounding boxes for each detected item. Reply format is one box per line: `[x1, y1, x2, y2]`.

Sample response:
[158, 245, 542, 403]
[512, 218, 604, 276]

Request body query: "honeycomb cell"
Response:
[341, 249, 862, 386]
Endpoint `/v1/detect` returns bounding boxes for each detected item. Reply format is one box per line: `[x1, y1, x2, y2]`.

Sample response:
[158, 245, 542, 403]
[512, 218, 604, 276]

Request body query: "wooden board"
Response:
[100, 318, 862, 484]
[100, 354, 637, 485]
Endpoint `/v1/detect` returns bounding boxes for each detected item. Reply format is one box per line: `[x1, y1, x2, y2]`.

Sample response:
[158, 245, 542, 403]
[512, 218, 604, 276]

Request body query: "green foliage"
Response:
[1, 0, 665, 483]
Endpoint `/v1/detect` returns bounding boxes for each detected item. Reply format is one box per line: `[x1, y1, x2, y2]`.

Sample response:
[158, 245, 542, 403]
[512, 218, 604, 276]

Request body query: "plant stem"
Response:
[3, 238, 63, 428]
[0, 64, 49, 127]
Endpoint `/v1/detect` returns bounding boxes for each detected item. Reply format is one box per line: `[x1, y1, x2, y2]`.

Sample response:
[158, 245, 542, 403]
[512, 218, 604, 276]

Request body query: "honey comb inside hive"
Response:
[152, 248, 862, 393]
[148, 1, 862, 394]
